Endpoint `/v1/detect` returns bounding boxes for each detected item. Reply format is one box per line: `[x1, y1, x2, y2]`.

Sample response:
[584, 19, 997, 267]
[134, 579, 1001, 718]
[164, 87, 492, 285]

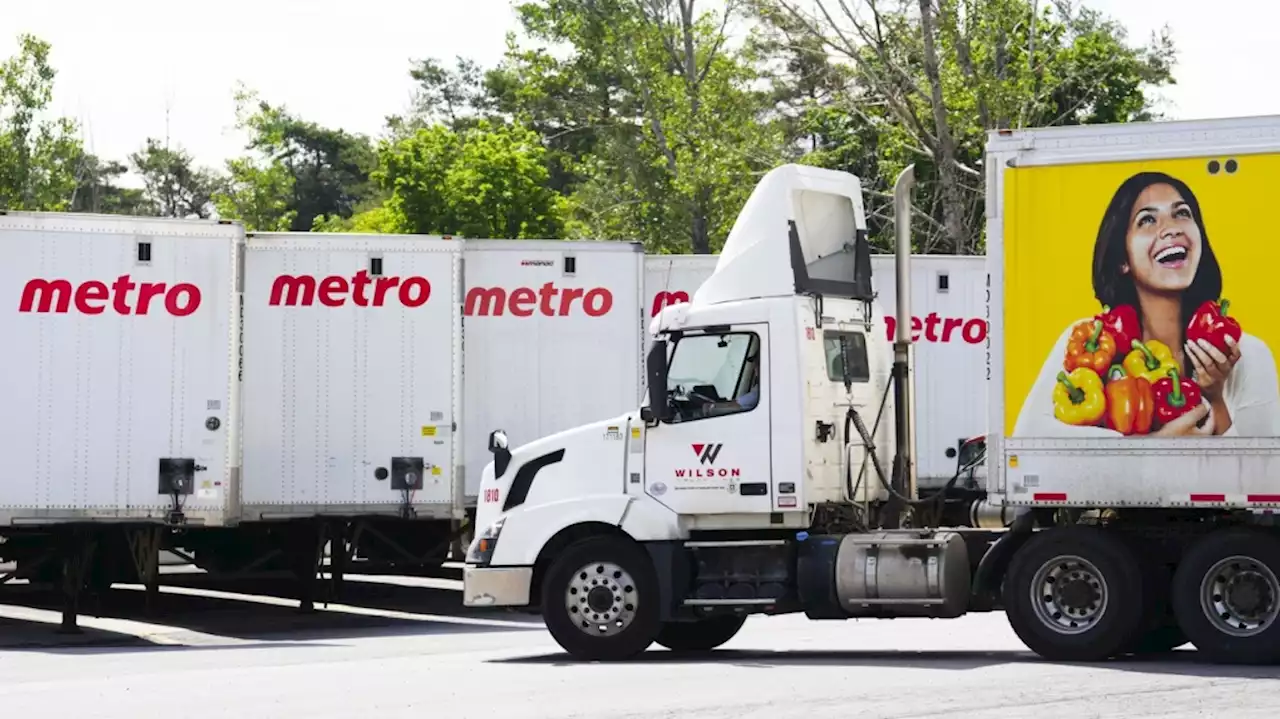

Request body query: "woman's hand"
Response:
[1186, 336, 1242, 401]
[1152, 401, 1215, 436]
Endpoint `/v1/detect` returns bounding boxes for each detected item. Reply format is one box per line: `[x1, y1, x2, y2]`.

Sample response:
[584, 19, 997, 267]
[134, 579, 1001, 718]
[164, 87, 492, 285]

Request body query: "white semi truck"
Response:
[464, 116, 1280, 665]
[645, 253, 989, 492]
[0, 207, 986, 627]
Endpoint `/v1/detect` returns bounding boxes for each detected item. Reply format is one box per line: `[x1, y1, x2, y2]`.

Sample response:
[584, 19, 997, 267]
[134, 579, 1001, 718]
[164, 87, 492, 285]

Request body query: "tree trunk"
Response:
[917, 0, 969, 253]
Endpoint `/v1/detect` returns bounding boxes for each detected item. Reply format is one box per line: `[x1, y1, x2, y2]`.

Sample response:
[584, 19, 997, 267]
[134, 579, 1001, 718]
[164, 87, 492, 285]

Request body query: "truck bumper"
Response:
[462, 565, 534, 607]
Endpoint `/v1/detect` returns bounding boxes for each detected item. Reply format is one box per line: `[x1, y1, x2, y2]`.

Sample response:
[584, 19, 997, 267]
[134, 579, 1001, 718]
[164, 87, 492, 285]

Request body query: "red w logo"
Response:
[691, 444, 723, 465]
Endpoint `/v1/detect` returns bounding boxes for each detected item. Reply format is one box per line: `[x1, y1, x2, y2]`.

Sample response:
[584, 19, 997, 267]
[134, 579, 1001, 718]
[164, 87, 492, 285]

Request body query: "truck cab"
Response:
[463, 165, 913, 658]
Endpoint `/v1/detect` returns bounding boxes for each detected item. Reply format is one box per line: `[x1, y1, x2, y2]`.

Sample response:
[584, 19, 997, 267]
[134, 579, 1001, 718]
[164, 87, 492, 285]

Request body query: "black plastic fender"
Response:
[795, 532, 845, 619]
[970, 508, 1035, 611]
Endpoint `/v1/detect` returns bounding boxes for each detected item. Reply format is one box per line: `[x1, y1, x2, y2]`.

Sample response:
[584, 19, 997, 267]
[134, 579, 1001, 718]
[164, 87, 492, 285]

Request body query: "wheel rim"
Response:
[1199, 555, 1280, 637]
[564, 561, 638, 637]
[1029, 554, 1109, 635]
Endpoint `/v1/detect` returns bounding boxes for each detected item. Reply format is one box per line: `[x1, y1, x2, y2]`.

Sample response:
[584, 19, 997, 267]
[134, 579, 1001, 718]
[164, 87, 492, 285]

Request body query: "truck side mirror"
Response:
[488, 429, 513, 478]
[645, 339, 673, 424]
[956, 436, 986, 472]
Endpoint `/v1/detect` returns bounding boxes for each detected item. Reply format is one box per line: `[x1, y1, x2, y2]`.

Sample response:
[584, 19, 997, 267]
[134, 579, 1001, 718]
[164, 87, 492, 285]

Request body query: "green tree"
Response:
[764, 0, 1176, 253]
[386, 56, 494, 137]
[375, 119, 566, 238]
[488, 0, 787, 253]
[69, 153, 146, 214]
[129, 138, 224, 218]
[0, 34, 83, 211]
[312, 205, 404, 233]
[229, 87, 379, 232]
[213, 156, 296, 231]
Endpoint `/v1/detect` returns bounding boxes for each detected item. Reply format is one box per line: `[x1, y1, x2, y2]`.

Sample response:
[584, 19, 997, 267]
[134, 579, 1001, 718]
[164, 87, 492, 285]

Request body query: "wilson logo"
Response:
[19, 276, 202, 316]
[692, 443, 723, 465]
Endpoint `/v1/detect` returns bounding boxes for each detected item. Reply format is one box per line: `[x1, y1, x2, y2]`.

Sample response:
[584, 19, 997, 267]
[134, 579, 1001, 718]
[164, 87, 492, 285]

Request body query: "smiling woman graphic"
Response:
[1013, 171, 1280, 438]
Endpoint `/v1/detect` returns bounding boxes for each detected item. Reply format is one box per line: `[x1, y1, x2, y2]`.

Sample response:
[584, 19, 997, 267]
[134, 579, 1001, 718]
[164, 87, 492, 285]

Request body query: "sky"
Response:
[4, 0, 1278, 177]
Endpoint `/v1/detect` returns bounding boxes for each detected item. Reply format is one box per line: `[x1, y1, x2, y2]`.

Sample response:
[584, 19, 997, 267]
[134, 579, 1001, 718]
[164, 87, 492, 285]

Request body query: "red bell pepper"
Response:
[1103, 364, 1154, 436]
[1095, 304, 1139, 352]
[1187, 298, 1242, 354]
[1152, 367, 1203, 426]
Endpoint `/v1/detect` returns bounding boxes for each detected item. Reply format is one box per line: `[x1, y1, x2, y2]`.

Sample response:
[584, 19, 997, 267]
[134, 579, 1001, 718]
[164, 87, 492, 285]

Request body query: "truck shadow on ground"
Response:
[496, 647, 1280, 679]
[0, 573, 539, 652]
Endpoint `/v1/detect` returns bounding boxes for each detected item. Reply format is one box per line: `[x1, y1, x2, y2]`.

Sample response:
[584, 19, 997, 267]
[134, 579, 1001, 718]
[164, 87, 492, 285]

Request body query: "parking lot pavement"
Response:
[3, 575, 1279, 719]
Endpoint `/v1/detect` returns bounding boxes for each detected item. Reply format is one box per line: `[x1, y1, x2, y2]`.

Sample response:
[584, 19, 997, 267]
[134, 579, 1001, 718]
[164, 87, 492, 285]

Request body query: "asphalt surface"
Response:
[2, 567, 1279, 719]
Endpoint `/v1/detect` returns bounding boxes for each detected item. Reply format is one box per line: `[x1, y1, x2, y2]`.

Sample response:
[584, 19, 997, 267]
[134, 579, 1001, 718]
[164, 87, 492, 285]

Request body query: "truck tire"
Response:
[1170, 528, 1280, 665]
[540, 534, 661, 661]
[1002, 526, 1145, 662]
[654, 615, 746, 653]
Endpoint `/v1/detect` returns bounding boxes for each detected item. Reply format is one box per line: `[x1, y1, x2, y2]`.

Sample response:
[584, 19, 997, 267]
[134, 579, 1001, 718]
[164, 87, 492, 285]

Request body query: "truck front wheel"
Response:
[540, 535, 661, 661]
[655, 615, 746, 653]
[1170, 528, 1280, 664]
[1003, 526, 1145, 662]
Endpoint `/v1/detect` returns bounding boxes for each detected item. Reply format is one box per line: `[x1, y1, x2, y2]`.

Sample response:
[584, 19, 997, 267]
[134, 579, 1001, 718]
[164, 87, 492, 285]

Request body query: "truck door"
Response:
[643, 325, 773, 514]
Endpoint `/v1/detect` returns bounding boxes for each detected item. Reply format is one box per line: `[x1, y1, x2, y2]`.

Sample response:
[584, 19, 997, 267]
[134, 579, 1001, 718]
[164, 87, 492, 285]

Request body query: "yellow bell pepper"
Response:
[1122, 339, 1179, 386]
[1053, 368, 1105, 426]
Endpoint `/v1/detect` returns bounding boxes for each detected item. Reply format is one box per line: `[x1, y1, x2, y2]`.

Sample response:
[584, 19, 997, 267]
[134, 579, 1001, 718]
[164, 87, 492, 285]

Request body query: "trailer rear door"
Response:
[240, 233, 462, 519]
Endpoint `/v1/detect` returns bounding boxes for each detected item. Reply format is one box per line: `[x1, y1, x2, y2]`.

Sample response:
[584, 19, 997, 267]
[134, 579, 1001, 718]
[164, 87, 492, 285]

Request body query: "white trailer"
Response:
[465, 117, 1280, 667]
[461, 240, 645, 504]
[175, 232, 466, 578]
[0, 211, 242, 619]
[645, 253, 989, 488]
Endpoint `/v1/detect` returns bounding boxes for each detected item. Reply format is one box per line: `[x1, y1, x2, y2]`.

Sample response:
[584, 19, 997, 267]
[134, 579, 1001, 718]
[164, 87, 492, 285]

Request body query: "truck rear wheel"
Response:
[1003, 526, 1145, 662]
[540, 535, 660, 661]
[1170, 528, 1280, 665]
[654, 615, 746, 653]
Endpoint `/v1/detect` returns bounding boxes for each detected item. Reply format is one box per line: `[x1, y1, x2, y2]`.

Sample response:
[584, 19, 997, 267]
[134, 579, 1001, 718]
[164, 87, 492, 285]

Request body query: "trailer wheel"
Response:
[654, 615, 746, 653]
[1171, 528, 1280, 665]
[1003, 526, 1145, 662]
[540, 534, 660, 661]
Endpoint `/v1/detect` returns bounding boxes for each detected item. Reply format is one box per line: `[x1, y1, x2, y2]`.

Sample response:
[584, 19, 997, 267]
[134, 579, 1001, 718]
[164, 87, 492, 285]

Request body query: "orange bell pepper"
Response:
[1064, 319, 1117, 375]
[1103, 364, 1155, 436]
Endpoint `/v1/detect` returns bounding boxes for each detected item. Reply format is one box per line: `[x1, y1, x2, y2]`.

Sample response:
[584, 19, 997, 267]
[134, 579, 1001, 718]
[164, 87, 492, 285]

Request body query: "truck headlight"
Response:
[465, 516, 505, 566]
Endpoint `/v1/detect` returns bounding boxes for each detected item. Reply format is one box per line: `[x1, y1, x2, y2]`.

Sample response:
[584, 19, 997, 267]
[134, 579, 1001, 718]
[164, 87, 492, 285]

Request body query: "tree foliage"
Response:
[376, 119, 566, 238]
[0, 34, 82, 211]
[6, 7, 1177, 254]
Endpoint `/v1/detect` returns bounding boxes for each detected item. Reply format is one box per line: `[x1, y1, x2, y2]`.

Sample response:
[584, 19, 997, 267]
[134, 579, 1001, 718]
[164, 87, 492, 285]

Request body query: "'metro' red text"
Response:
[465, 283, 612, 317]
[269, 272, 431, 307]
[650, 290, 689, 318]
[885, 313, 988, 344]
[19, 276, 202, 316]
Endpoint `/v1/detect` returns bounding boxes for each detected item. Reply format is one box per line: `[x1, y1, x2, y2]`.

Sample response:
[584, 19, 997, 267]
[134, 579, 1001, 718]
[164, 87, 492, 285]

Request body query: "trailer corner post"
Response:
[892, 165, 918, 506]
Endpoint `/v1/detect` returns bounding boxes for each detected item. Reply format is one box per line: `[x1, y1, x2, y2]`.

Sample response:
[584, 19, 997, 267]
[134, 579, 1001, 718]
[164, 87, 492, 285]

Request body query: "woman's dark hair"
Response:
[1091, 171, 1223, 333]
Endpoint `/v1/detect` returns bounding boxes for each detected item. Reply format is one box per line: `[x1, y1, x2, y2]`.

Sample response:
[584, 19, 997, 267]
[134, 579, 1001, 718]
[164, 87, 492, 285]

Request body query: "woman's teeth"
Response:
[1155, 246, 1188, 265]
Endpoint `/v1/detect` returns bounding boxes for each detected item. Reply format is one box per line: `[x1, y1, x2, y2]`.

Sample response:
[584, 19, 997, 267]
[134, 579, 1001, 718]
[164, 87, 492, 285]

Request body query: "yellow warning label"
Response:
[421, 426, 437, 437]
[431, 465, 442, 476]
[631, 427, 641, 439]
